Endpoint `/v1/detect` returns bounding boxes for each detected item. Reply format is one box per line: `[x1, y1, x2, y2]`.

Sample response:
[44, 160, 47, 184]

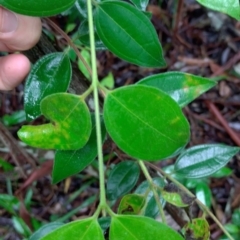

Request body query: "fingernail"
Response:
[0, 7, 18, 33]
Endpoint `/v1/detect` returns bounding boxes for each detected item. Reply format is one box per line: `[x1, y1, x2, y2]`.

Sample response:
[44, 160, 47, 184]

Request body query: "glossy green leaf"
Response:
[75, 0, 88, 19]
[101, 72, 114, 89]
[130, 0, 149, 10]
[162, 183, 195, 208]
[2, 110, 26, 126]
[232, 209, 240, 227]
[182, 218, 210, 240]
[175, 144, 239, 178]
[0, 194, 19, 214]
[196, 182, 212, 208]
[110, 215, 184, 240]
[24, 53, 72, 120]
[138, 72, 216, 107]
[103, 85, 190, 160]
[52, 115, 106, 184]
[12, 216, 31, 237]
[0, 0, 76, 16]
[107, 161, 140, 200]
[211, 167, 233, 178]
[42, 218, 104, 240]
[95, 1, 166, 67]
[118, 194, 145, 215]
[135, 177, 165, 218]
[18, 93, 91, 150]
[196, 0, 240, 20]
[29, 222, 64, 240]
[78, 20, 106, 50]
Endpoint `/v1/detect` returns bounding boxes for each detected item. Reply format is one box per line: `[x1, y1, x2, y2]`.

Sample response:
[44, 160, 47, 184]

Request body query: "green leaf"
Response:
[162, 183, 195, 208]
[101, 72, 114, 89]
[182, 218, 210, 240]
[107, 161, 140, 200]
[52, 115, 106, 184]
[103, 85, 190, 160]
[110, 215, 184, 240]
[174, 144, 239, 179]
[18, 93, 91, 150]
[0, 0, 76, 17]
[2, 110, 26, 126]
[196, 0, 240, 20]
[41, 218, 104, 240]
[130, 0, 149, 10]
[78, 20, 106, 50]
[24, 53, 72, 120]
[0, 158, 14, 171]
[135, 177, 165, 218]
[78, 49, 91, 80]
[95, 1, 166, 67]
[75, 0, 88, 19]
[137, 72, 216, 107]
[118, 194, 145, 215]
[0, 194, 19, 214]
[196, 182, 212, 208]
[29, 222, 64, 240]
[211, 167, 233, 178]
[12, 216, 32, 237]
[232, 209, 240, 227]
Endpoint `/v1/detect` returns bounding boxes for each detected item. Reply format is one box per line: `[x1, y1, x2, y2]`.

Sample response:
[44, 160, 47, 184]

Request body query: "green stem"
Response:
[146, 162, 234, 240]
[138, 161, 167, 224]
[87, 0, 107, 210]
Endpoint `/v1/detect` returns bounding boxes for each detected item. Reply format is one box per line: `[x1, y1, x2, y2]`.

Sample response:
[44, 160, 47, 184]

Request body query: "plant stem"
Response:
[146, 162, 234, 240]
[138, 161, 167, 224]
[87, 0, 107, 210]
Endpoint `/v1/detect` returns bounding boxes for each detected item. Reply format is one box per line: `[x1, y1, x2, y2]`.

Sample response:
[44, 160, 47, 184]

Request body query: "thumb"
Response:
[0, 7, 42, 51]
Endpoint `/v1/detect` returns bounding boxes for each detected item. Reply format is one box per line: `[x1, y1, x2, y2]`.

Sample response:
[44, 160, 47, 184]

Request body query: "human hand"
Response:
[0, 7, 42, 90]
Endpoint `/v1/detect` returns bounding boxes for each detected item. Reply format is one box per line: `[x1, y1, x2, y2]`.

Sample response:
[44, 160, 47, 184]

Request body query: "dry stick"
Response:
[205, 100, 240, 146]
[172, 0, 184, 36]
[211, 51, 240, 77]
[145, 162, 234, 240]
[44, 18, 92, 77]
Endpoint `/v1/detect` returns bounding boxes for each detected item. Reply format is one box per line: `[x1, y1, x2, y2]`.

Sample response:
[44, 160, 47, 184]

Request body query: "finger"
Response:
[0, 7, 42, 51]
[0, 53, 30, 90]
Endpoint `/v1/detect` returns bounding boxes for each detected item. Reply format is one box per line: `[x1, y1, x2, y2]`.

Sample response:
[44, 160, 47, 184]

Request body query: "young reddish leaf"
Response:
[95, 1, 166, 67]
[52, 115, 106, 184]
[118, 194, 145, 215]
[18, 93, 91, 150]
[103, 85, 190, 161]
[107, 161, 140, 200]
[175, 144, 239, 178]
[138, 72, 216, 107]
[24, 53, 72, 120]
[41, 218, 104, 240]
[0, 0, 76, 16]
[110, 215, 184, 240]
[196, 0, 240, 20]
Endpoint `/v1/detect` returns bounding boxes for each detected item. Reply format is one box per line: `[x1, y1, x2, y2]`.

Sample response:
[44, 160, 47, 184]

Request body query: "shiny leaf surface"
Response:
[24, 53, 71, 120]
[42, 218, 104, 240]
[110, 215, 184, 240]
[29, 222, 64, 240]
[175, 144, 239, 178]
[52, 115, 106, 183]
[196, 0, 240, 20]
[107, 161, 140, 200]
[138, 72, 216, 107]
[196, 182, 212, 208]
[135, 177, 165, 218]
[18, 93, 91, 150]
[130, 0, 149, 10]
[118, 194, 145, 215]
[0, 0, 76, 16]
[103, 85, 190, 160]
[95, 1, 166, 67]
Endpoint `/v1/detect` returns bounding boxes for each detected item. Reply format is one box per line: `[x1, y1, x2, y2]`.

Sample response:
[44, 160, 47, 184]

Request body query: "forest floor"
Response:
[0, 0, 240, 239]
